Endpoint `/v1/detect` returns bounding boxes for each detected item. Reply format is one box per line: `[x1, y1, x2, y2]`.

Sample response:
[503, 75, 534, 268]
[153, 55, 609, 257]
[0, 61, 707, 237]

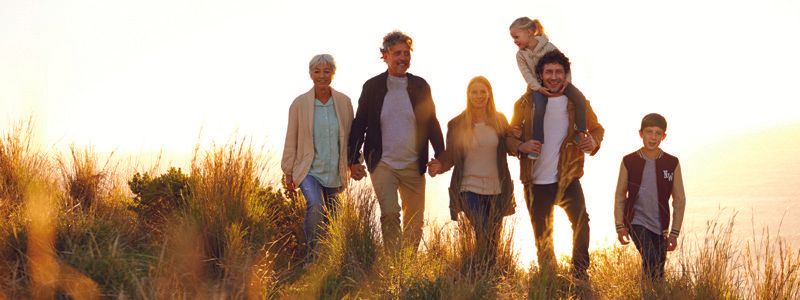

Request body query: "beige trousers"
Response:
[369, 161, 426, 251]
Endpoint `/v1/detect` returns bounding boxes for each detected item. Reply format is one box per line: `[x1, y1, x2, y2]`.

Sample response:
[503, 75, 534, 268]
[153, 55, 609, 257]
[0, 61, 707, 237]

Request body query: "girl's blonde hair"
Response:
[509, 17, 545, 36]
[459, 76, 505, 150]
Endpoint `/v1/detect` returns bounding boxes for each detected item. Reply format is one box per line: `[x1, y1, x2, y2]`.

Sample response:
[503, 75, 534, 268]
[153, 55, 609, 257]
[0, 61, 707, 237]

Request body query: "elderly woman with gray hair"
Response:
[281, 54, 353, 261]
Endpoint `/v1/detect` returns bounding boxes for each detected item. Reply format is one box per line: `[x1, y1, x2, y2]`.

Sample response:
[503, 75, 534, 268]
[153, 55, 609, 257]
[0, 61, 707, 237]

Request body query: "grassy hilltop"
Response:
[1, 121, 799, 299]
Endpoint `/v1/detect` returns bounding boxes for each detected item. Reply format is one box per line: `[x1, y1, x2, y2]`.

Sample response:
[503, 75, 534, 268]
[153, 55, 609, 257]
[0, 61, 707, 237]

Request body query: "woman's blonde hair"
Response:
[509, 17, 545, 36]
[459, 76, 505, 150]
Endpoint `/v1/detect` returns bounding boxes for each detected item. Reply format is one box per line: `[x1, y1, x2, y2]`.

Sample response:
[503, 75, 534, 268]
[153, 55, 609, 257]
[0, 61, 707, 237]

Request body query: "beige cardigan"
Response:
[281, 87, 354, 187]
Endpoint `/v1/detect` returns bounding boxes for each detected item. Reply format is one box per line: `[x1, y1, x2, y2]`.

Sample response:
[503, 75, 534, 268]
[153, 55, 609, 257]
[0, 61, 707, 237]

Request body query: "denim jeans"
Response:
[630, 224, 667, 280]
[462, 192, 503, 259]
[299, 176, 342, 255]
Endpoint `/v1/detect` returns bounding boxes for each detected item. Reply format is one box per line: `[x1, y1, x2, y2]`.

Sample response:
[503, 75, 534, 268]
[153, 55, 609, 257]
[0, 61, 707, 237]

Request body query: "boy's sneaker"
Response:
[527, 152, 539, 160]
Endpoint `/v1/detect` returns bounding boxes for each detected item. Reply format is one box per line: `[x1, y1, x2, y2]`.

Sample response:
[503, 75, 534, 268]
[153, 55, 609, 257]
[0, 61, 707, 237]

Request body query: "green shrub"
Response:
[128, 167, 191, 233]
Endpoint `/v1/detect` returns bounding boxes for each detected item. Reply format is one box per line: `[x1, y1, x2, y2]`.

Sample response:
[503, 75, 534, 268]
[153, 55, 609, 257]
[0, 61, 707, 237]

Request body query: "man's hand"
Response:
[427, 159, 442, 177]
[578, 133, 597, 154]
[617, 228, 631, 245]
[667, 235, 678, 251]
[349, 164, 367, 181]
[517, 139, 542, 156]
[285, 174, 296, 190]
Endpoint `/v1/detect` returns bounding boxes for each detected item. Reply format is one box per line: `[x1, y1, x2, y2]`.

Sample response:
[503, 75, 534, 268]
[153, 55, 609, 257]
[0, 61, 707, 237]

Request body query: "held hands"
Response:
[617, 228, 631, 245]
[427, 159, 443, 177]
[349, 164, 367, 181]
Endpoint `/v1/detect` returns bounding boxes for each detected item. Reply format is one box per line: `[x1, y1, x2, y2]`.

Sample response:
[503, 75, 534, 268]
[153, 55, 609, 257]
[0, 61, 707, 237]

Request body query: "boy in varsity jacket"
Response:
[614, 113, 686, 280]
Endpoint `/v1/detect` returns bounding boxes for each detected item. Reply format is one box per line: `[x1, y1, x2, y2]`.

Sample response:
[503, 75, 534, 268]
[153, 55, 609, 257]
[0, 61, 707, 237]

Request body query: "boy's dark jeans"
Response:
[524, 180, 590, 277]
[531, 83, 588, 143]
[630, 224, 667, 280]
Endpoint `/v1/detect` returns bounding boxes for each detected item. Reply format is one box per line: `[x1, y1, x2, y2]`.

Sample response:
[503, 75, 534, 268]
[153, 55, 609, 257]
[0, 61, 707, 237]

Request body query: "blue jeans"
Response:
[299, 176, 342, 255]
[462, 192, 503, 257]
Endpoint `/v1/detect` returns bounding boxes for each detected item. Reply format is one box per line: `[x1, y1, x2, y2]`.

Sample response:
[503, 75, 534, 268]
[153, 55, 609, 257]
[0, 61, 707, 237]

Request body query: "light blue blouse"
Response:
[308, 98, 341, 188]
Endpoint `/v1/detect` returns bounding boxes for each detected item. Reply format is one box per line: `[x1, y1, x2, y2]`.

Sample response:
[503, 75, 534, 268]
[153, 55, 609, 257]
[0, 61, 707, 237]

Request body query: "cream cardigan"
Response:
[516, 35, 571, 91]
[281, 87, 354, 187]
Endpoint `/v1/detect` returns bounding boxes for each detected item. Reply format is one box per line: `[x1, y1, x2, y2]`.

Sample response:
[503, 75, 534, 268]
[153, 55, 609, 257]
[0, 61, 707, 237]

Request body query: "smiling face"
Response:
[540, 62, 566, 92]
[640, 126, 667, 152]
[382, 42, 411, 77]
[309, 63, 334, 89]
[509, 28, 534, 50]
[468, 81, 490, 111]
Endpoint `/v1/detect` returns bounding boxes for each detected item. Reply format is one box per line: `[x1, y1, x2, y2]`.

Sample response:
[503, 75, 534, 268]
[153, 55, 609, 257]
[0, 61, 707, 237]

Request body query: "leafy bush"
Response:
[128, 167, 191, 232]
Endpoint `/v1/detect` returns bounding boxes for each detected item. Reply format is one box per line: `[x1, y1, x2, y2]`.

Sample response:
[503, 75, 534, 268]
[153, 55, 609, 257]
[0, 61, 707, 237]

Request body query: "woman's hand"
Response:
[285, 174, 296, 190]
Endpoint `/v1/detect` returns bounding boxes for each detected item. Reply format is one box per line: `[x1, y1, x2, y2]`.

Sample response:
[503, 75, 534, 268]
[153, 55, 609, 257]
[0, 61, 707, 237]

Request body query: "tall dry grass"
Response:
[2, 120, 800, 299]
[283, 186, 526, 299]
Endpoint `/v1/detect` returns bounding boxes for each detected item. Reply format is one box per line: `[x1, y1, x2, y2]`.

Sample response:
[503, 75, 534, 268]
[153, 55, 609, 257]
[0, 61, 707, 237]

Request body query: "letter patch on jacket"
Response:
[662, 170, 674, 182]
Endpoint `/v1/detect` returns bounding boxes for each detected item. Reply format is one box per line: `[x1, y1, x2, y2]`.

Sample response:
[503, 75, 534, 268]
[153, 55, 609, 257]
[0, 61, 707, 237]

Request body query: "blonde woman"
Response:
[281, 54, 353, 259]
[428, 76, 515, 256]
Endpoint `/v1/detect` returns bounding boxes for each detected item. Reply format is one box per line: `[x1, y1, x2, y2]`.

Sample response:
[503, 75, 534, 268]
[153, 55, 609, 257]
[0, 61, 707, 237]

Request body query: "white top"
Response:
[532, 95, 569, 184]
[461, 123, 501, 195]
[380, 75, 418, 169]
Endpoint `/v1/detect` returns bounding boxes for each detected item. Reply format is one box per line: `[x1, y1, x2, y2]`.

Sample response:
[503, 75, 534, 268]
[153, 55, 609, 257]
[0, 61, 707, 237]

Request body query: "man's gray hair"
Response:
[309, 54, 336, 72]
[380, 31, 413, 53]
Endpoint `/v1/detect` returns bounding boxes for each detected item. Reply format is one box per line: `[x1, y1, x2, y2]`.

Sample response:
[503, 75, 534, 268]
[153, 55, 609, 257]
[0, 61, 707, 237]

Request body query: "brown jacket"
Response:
[506, 91, 604, 202]
[439, 112, 516, 221]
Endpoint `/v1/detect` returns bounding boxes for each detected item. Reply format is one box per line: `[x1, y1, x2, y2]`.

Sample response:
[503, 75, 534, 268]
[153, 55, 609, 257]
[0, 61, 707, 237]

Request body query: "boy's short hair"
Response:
[640, 113, 667, 132]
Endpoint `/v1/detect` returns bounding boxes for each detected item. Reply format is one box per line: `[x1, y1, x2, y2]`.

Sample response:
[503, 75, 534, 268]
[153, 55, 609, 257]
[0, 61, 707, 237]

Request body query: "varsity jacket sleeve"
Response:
[614, 160, 628, 233]
[347, 82, 370, 165]
[670, 163, 687, 237]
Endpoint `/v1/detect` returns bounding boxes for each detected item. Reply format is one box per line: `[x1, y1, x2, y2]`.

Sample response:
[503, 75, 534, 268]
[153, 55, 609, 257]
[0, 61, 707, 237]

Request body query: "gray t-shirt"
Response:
[380, 75, 418, 169]
[631, 157, 662, 235]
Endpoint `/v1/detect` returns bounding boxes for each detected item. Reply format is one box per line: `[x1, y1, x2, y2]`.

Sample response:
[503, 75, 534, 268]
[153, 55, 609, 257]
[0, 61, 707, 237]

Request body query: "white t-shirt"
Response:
[532, 95, 569, 184]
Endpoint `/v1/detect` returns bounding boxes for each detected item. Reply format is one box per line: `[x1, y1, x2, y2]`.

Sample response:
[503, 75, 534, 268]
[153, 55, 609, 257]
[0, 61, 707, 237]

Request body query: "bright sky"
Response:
[3, 0, 799, 266]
